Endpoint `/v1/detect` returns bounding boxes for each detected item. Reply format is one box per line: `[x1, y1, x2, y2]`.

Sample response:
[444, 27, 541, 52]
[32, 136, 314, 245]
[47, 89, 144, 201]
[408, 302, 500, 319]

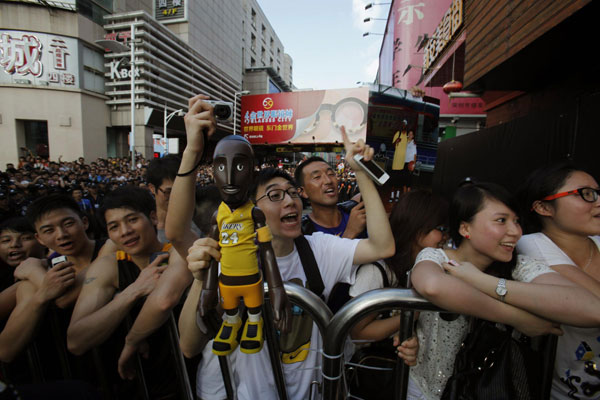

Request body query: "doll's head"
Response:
[213, 135, 256, 208]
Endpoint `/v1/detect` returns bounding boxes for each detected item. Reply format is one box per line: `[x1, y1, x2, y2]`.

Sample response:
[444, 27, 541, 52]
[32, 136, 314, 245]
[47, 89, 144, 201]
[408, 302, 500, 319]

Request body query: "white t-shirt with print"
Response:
[518, 233, 600, 400]
[233, 232, 359, 400]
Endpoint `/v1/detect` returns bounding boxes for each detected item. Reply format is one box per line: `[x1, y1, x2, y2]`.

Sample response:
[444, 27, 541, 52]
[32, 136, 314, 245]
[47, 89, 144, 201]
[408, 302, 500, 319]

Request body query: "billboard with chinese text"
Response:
[0, 30, 79, 88]
[240, 87, 369, 145]
[379, 0, 452, 91]
[154, 0, 187, 23]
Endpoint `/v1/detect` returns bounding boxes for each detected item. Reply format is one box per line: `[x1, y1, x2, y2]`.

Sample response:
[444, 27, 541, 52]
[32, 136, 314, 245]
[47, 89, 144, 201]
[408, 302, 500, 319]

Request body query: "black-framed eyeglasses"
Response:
[541, 187, 600, 203]
[256, 187, 302, 202]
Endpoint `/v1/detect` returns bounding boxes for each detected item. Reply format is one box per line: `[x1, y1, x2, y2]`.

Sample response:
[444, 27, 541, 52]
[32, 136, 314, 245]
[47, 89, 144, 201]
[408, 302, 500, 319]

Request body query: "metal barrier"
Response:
[322, 288, 444, 400]
[261, 281, 333, 400]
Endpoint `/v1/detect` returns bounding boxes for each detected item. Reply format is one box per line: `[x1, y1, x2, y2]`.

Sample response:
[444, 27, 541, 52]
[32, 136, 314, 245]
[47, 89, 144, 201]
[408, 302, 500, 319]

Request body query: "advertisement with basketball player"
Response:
[240, 87, 369, 145]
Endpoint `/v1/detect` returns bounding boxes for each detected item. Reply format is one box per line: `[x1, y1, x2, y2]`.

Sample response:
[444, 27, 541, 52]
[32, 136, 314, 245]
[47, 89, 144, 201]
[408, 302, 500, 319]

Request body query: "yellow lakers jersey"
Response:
[217, 200, 259, 276]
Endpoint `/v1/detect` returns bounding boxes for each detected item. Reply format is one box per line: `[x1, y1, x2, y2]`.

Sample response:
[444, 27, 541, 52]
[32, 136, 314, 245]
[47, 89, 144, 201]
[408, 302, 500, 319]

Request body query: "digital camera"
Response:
[205, 100, 233, 121]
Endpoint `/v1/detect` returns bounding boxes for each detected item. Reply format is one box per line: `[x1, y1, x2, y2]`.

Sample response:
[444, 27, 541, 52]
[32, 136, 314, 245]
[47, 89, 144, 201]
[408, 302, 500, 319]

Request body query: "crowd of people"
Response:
[0, 93, 599, 400]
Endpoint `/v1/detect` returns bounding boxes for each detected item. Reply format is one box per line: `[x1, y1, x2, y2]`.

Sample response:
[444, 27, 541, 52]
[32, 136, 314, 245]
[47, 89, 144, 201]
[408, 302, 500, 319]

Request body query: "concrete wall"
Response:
[80, 93, 110, 161]
[181, 0, 244, 84]
[0, 2, 78, 37]
[0, 86, 109, 164]
[243, 70, 268, 94]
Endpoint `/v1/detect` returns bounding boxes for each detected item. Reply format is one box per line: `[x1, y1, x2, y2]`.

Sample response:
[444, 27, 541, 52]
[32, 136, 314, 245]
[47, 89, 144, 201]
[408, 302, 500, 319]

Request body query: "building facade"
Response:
[0, 0, 293, 165]
[375, 0, 486, 139]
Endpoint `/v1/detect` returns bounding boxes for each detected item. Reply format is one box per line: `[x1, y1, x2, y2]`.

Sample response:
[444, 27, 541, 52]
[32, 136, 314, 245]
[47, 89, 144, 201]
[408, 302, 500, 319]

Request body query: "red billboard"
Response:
[240, 87, 369, 145]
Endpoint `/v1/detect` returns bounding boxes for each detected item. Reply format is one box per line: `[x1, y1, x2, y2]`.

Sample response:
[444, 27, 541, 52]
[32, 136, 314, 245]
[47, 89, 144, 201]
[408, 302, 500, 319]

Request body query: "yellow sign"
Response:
[423, 0, 463, 70]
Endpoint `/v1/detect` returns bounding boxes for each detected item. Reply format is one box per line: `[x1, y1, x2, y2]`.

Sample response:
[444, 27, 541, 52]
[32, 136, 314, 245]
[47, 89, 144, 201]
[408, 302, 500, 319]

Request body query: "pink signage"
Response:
[386, 0, 452, 91]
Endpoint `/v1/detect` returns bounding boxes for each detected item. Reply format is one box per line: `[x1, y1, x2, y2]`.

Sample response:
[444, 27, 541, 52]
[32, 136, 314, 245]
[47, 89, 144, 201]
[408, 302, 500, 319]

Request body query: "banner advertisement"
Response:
[378, 0, 452, 91]
[0, 30, 79, 88]
[429, 86, 485, 115]
[241, 87, 369, 145]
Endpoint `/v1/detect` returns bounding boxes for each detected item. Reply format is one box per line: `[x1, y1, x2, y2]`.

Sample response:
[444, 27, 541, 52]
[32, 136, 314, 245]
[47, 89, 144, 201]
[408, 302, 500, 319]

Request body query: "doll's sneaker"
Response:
[240, 317, 264, 354]
[213, 318, 242, 356]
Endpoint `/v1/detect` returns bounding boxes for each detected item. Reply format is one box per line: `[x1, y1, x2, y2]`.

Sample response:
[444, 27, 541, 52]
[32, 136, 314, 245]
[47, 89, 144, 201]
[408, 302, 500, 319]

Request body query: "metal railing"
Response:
[262, 282, 334, 400]
[322, 288, 443, 400]
[7, 283, 556, 400]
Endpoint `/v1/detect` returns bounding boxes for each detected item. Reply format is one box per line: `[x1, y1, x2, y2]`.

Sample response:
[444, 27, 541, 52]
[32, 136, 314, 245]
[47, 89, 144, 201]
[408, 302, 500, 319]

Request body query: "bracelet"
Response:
[176, 158, 203, 177]
[177, 131, 207, 177]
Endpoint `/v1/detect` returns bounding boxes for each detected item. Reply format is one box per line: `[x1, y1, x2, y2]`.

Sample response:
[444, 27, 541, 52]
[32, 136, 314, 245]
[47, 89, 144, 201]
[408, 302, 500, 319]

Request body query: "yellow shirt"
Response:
[392, 131, 408, 170]
[217, 200, 259, 276]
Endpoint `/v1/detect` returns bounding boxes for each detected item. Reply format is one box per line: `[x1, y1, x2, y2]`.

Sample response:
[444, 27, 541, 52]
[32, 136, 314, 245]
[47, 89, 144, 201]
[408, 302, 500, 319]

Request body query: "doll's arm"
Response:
[253, 206, 291, 333]
[199, 210, 220, 316]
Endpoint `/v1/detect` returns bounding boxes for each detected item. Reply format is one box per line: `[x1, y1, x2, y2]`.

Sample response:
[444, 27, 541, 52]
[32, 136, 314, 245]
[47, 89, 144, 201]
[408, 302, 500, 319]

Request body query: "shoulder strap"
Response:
[356, 261, 390, 288]
[371, 261, 390, 287]
[293, 235, 324, 298]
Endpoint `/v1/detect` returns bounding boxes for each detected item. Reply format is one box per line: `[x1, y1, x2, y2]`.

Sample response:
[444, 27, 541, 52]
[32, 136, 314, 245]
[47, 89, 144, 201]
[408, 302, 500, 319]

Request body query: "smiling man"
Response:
[295, 156, 367, 238]
[0, 194, 114, 387]
[179, 95, 395, 400]
[67, 186, 191, 398]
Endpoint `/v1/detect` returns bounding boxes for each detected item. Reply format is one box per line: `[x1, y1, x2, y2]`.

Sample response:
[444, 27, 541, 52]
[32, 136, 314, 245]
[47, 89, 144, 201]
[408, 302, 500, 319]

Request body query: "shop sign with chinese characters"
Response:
[155, 0, 187, 23]
[423, 0, 463, 70]
[0, 30, 79, 88]
[241, 88, 368, 145]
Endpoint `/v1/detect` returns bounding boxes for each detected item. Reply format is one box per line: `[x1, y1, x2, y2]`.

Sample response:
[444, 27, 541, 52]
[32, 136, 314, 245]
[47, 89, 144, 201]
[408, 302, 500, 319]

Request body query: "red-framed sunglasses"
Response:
[541, 187, 600, 203]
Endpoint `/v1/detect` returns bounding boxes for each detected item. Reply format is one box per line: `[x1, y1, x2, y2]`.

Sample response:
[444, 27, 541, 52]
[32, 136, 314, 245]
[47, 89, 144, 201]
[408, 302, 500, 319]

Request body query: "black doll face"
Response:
[213, 137, 255, 208]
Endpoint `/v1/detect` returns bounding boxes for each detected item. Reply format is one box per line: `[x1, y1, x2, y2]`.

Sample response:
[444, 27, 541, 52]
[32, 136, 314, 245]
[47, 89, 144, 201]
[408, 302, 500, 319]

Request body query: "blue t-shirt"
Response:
[309, 210, 367, 238]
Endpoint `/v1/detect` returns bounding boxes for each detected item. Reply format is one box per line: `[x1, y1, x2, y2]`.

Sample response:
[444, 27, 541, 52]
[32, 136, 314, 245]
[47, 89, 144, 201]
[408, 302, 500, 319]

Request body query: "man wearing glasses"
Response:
[146, 154, 202, 242]
[172, 95, 395, 400]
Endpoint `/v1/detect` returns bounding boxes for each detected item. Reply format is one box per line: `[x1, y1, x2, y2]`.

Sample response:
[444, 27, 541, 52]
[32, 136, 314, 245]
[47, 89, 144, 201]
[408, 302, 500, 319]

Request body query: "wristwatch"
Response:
[496, 278, 507, 302]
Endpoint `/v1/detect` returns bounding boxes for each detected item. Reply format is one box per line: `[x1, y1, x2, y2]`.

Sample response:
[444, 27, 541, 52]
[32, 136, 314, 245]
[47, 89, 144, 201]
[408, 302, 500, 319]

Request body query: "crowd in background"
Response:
[1, 103, 599, 400]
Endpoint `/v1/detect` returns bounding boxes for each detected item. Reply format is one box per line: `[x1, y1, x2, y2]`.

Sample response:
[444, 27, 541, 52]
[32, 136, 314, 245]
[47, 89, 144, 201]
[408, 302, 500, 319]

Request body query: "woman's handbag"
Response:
[442, 318, 542, 400]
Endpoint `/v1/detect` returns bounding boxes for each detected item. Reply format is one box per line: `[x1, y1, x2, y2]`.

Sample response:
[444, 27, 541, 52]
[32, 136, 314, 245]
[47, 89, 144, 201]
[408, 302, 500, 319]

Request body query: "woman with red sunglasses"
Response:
[517, 162, 600, 400]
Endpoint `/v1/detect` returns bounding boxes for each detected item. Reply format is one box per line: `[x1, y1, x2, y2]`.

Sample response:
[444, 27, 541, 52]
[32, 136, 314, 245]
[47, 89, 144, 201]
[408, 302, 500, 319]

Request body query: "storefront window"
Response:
[21, 121, 49, 158]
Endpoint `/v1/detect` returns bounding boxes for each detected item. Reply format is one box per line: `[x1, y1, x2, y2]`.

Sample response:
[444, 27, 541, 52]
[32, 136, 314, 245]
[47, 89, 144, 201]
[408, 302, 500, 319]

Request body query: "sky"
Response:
[256, 0, 391, 91]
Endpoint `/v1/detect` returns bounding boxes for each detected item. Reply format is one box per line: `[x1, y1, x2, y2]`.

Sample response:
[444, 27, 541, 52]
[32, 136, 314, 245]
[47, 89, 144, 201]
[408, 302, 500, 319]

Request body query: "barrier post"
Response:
[322, 289, 443, 400]
[261, 282, 333, 400]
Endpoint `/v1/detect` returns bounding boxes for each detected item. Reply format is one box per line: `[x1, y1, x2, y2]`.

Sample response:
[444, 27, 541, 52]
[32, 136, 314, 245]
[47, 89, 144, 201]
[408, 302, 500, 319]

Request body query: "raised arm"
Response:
[340, 127, 395, 265]
[411, 260, 563, 337]
[165, 94, 216, 258]
[442, 261, 600, 327]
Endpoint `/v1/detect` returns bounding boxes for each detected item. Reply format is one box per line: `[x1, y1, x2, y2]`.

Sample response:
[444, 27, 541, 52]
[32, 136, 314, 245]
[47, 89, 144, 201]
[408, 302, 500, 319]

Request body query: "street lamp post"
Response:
[364, 2, 391, 10]
[233, 90, 250, 135]
[163, 105, 184, 155]
[95, 24, 137, 170]
[129, 24, 136, 170]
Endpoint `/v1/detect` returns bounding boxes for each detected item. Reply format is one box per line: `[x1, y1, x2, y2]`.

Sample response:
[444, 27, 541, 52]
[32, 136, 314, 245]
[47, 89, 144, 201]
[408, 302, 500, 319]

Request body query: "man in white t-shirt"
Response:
[178, 95, 395, 400]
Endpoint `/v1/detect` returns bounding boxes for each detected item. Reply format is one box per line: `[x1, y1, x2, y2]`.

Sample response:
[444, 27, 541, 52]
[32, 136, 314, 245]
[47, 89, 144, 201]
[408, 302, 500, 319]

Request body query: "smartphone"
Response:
[149, 251, 169, 266]
[353, 154, 390, 186]
[51, 255, 68, 267]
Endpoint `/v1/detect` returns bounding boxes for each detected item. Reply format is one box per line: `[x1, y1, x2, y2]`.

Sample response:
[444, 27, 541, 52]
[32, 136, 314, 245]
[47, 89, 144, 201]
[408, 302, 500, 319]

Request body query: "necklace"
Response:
[582, 239, 595, 271]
